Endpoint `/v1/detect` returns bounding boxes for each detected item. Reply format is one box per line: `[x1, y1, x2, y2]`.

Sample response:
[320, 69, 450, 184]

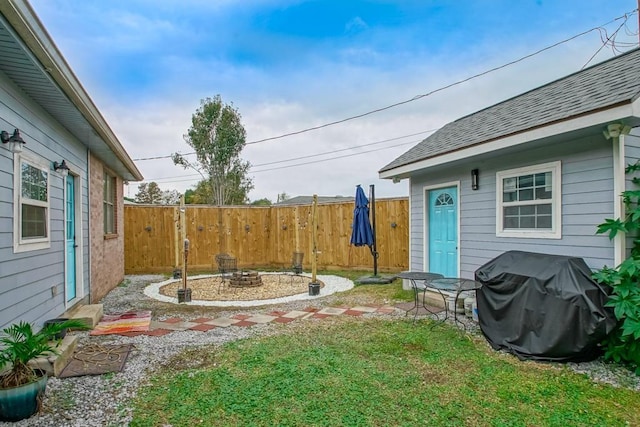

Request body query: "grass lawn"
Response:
[130, 316, 640, 426]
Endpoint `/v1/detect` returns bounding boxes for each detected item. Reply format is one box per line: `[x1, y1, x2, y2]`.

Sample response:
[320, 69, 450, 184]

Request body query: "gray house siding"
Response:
[0, 69, 89, 330]
[409, 134, 615, 279]
[623, 131, 640, 259]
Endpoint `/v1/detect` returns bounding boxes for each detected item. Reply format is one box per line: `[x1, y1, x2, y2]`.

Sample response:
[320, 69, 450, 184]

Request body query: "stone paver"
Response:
[317, 307, 347, 316]
[205, 318, 240, 327]
[245, 314, 278, 324]
[281, 310, 310, 319]
[96, 303, 461, 338]
[350, 306, 378, 313]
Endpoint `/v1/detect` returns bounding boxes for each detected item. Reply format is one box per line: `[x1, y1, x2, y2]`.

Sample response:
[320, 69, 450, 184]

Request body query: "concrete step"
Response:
[29, 334, 78, 377]
[64, 304, 103, 328]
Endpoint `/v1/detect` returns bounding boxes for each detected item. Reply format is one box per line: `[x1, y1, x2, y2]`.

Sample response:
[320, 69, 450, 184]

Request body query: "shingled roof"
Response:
[380, 48, 640, 174]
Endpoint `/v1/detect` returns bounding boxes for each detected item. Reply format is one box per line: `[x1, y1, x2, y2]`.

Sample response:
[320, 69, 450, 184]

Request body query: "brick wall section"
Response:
[89, 153, 125, 303]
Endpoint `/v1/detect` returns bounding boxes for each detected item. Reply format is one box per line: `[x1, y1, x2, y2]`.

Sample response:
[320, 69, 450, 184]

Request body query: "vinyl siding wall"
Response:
[623, 129, 640, 259]
[0, 69, 89, 330]
[409, 133, 615, 279]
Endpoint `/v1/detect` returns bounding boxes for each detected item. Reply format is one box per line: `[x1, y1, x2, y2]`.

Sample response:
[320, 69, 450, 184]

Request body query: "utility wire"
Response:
[137, 139, 418, 185]
[251, 128, 437, 168]
[133, 128, 435, 162]
[251, 140, 415, 173]
[243, 10, 638, 146]
[582, 15, 631, 69]
[133, 9, 637, 163]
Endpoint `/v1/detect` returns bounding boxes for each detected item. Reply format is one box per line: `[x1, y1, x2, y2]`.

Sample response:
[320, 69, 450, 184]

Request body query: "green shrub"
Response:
[593, 161, 640, 373]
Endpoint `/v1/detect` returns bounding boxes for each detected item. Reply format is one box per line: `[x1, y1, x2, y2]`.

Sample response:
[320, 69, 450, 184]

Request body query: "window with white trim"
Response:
[13, 154, 51, 252]
[103, 171, 116, 234]
[496, 161, 561, 239]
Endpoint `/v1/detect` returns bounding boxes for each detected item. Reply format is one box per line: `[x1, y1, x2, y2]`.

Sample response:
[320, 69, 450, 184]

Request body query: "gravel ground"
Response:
[2, 274, 638, 426]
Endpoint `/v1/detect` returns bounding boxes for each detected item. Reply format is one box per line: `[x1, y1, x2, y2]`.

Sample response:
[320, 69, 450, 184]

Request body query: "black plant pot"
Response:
[0, 370, 47, 422]
[308, 282, 320, 296]
[177, 288, 192, 303]
[43, 318, 70, 340]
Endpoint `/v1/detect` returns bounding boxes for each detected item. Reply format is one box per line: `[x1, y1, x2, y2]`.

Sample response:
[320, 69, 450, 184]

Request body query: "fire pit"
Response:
[229, 270, 263, 288]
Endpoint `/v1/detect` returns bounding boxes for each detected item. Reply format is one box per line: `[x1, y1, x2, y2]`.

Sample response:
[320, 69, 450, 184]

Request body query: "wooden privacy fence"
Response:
[124, 198, 409, 274]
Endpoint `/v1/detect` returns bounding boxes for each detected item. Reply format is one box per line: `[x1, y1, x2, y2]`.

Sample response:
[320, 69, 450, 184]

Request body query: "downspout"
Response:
[609, 123, 631, 266]
[87, 151, 92, 304]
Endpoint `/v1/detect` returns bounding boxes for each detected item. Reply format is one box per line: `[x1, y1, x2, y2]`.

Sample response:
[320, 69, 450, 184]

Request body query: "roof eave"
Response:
[379, 101, 640, 179]
[0, 0, 143, 181]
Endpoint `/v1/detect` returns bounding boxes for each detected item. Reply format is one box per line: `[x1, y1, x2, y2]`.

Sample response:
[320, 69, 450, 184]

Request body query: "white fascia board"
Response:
[632, 97, 640, 117]
[1, 0, 144, 181]
[379, 104, 635, 179]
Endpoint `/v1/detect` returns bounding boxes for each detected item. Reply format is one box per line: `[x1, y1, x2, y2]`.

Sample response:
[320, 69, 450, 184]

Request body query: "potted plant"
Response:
[0, 319, 89, 421]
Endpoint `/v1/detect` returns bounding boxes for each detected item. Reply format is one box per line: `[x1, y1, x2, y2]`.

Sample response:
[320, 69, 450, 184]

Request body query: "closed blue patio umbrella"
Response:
[351, 184, 391, 284]
[350, 185, 374, 247]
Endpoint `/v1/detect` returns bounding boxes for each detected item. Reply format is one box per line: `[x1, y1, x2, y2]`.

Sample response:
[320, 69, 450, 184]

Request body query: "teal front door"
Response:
[428, 186, 458, 277]
[65, 175, 76, 302]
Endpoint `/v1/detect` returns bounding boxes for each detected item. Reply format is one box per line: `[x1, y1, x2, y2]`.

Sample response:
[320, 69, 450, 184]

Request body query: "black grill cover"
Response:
[474, 251, 616, 362]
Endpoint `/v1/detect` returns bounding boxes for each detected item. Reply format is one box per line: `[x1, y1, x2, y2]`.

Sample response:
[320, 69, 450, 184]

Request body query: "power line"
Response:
[251, 140, 416, 173]
[138, 128, 439, 181]
[582, 14, 631, 69]
[243, 9, 638, 146]
[133, 128, 437, 162]
[251, 128, 438, 168]
[135, 139, 418, 186]
[132, 9, 638, 163]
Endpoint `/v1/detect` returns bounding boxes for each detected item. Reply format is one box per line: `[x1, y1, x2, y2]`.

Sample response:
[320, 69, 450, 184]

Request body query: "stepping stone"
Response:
[245, 314, 277, 324]
[281, 310, 309, 319]
[317, 307, 347, 316]
[151, 320, 197, 331]
[350, 306, 378, 313]
[205, 317, 240, 327]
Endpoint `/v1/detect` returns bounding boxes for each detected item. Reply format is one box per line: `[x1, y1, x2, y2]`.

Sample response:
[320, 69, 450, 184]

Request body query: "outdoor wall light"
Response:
[1, 128, 26, 153]
[471, 168, 479, 190]
[282, 224, 288, 230]
[391, 222, 397, 228]
[53, 160, 70, 177]
[244, 224, 250, 232]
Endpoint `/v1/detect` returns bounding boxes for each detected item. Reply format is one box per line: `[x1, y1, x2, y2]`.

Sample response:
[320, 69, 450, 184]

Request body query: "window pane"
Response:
[518, 175, 533, 188]
[534, 173, 546, 186]
[21, 163, 47, 202]
[520, 216, 535, 228]
[537, 204, 552, 215]
[103, 172, 115, 234]
[537, 215, 552, 229]
[22, 204, 47, 238]
[503, 177, 517, 191]
[503, 191, 517, 202]
[504, 215, 519, 229]
[518, 189, 533, 201]
[535, 187, 552, 200]
[504, 206, 519, 215]
[520, 205, 535, 215]
[104, 202, 114, 234]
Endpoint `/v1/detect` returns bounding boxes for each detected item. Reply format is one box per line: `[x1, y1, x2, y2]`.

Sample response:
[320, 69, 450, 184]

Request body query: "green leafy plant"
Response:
[594, 160, 640, 373]
[0, 320, 89, 388]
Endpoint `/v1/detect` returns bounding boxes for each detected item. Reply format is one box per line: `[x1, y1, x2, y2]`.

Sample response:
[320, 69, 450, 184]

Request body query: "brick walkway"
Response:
[114, 304, 417, 337]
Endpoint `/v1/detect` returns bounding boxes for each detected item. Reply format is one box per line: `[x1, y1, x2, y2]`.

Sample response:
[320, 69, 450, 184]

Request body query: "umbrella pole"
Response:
[369, 184, 378, 277]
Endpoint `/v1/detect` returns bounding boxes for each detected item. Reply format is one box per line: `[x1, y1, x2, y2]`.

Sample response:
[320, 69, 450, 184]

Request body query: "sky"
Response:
[27, 0, 640, 202]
